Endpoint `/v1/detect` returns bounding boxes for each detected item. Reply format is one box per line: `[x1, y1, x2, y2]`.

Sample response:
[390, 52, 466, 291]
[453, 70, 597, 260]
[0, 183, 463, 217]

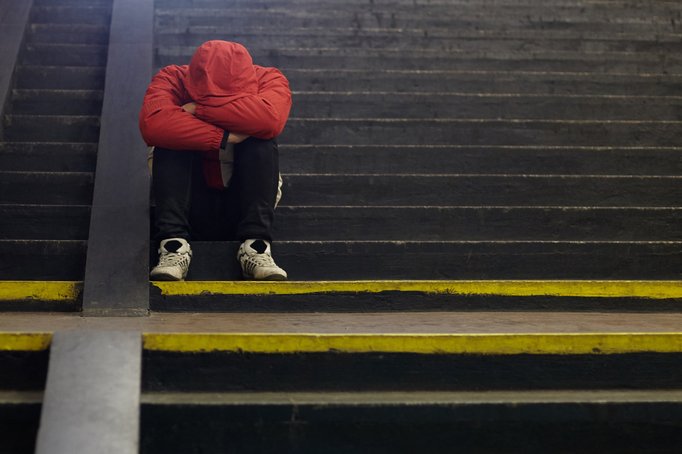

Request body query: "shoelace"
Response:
[242, 253, 277, 273]
[158, 252, 190, 268]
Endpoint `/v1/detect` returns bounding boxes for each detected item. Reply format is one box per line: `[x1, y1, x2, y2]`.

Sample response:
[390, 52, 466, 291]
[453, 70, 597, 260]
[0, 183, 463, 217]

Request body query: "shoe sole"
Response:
[243, 273, 288, 281]
[149, 271, 185, 281]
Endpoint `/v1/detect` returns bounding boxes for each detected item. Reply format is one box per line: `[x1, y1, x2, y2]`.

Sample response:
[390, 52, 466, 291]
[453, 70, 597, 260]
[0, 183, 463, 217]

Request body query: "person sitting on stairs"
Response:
[139, 40, 292, 281]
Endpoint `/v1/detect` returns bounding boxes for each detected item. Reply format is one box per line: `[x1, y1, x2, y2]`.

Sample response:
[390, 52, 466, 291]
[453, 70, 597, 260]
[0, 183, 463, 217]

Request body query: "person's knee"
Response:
[153, 147, 195, 163]
[244, 137, 277, 151]
[237, 138, 278, 165]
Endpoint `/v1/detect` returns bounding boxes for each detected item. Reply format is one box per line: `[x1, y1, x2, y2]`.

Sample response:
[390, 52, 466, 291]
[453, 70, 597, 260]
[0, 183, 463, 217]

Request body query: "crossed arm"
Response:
[181, 102, 249, 144]
[139, 65, 292, 151]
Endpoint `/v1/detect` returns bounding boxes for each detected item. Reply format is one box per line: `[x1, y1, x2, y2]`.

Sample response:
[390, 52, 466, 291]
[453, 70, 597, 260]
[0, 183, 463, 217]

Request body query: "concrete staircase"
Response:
[139, 0, 682, 451]
[0, 0, 112, 284]
[0, 0, 682, 452]
[153, 0, 682, 282]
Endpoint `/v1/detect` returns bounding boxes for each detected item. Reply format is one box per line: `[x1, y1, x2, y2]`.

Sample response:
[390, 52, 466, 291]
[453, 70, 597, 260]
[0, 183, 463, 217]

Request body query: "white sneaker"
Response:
[150, 238, 192, 281]
[238, 239, 288, 280]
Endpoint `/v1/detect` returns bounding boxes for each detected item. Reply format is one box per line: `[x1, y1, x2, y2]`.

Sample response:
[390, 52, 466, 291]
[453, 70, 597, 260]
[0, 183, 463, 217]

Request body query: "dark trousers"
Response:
[152, 137, 279, 243]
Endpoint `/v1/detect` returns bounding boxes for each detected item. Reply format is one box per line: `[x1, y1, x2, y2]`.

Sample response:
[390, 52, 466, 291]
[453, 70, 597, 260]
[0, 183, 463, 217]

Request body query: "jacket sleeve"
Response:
[193, 67, 292, 139]
[139, 65, 224, 152]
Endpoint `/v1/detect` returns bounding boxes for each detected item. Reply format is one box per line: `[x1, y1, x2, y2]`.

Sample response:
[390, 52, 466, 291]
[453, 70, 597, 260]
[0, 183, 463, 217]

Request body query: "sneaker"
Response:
[238, 239, 288, 280]
[150, 238, 192, 281]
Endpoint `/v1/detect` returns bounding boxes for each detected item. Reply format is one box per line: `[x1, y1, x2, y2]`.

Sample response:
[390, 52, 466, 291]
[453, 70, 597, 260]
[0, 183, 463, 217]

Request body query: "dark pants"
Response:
[152, 137, 279, 243]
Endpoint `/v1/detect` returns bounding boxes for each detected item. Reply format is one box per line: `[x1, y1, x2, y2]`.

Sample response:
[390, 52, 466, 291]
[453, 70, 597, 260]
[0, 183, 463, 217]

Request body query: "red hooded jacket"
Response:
[139, 41, 292, 189]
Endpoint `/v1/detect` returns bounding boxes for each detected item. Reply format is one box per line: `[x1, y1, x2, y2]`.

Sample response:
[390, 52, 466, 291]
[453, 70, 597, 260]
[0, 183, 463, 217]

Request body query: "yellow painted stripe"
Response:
[143, 332, 682, 355]
[152, 280, 682, 299]
[0, 333, 52, 351]
[0, 281, 82, 302]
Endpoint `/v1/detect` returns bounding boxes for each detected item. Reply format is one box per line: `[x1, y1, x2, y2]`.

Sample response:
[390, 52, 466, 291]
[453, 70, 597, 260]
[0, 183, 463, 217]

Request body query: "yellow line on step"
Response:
[152, 280, 682, 299]
[0, 281, 81, 302]
[0, 333, 52, 351]
[142, 332, 682, 355]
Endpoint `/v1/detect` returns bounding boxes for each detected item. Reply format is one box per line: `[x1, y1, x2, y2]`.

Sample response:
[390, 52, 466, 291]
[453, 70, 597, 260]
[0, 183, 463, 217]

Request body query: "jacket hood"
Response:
[185, 40, 258, 106]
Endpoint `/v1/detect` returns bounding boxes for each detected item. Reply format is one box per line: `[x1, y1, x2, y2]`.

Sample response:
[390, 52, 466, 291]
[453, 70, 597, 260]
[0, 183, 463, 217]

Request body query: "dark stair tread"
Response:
[11, 89, 104, 115]
[156, 25, 682, 43]
[271, 206, 682, 241]
[174, 241, 682, 280]
[140, 389, 682, 406]
[0, 343, 49, 388]
[281, 69, 682, 96]
[33, 0, 111, 5]
[22, 44, 108, 67]
[289, 92, 682, 120]
[0, 398, 41, 454]
[14, 66, 106, 90]
[0, 240, 86, 280]
[30, 6, 112, 26]
[155, 0, 680, 8]
[275, 173, 682, 207]
[155, 22, 679, 40]
[278, 145, 682, 176]
[155, 7, 680, 29]
[0, 142, 97, 172]
[0, 205, 90, 240]
[27, 23, 109, 44]
[3, 114, 101, 143]
[0, 171, 94, 205]
[140, 389, 682, 453]
[279, 118, 682, 146]
[156, 47, 682, 73]
[158, 31, 682, 55]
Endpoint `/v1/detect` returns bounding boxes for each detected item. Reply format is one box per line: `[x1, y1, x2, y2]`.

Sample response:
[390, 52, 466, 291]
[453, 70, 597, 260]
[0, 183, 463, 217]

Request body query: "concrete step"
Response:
[0, 281, 81, 311]
[156, 47, 682, 73]
[34, 0, 111, 5]
[288, 92, 682, 120]
[0, 205, 90, 240]
[155, 0, 681, 10]
[157, 28, 682, 54]
[278, 145, 682, 176]
[140, 389, 682, 453]
[0, 171, 93, 205]
[11, 90, 104, 115]
[155, 8, 681, 33]
[14, 66, 106, 90]
[0, 334, 49, 453]
[0, 394, 41, 454]
[279, 118, 681, 146]
[22, 44, 108, 67]
[27, 24, 109, 45]
[0, 240, 86, 280]
[142, 332, 682, 391]
[276, 174, 682, 207]
[156, 23, 682, 42]
[0, 332, 49, 453]
[3, 115, 100, 142]
[282, 69, 682, 96]
[8, 278, 682, 312]
[0, 334, 50, 389]
[34, 0, 110, 4]
[30, 6, 112, 26]
[0, 142, 97, 172]
[271, 206, 682, 241]
[149, 280, 682, 312]
[163, 241, 682, 280]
